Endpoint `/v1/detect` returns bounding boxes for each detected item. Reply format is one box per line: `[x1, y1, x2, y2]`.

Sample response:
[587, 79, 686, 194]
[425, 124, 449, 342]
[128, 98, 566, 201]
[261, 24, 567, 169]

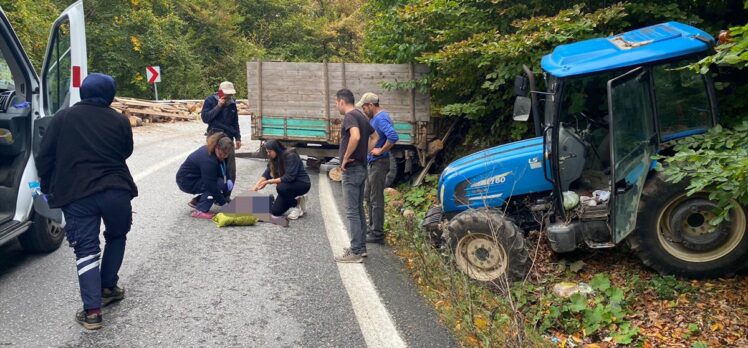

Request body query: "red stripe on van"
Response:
[72, 66, 81, 88]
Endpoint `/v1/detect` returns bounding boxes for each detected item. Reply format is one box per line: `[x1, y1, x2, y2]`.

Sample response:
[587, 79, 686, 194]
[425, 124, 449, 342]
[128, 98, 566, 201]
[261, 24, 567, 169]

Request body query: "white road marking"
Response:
[318, 175, 407, 348]
[132, 149, 195, 183]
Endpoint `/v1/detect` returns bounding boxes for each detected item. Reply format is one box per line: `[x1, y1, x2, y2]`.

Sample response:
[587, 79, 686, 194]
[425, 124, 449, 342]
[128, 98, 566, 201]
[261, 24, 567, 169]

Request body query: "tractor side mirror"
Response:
[513, 96, 531, 122]
[514, 75, 529, 97]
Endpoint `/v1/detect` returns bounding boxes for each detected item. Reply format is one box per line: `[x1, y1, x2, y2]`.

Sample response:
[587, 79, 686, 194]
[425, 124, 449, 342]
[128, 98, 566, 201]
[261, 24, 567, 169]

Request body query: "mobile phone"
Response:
[217, 89, 225, 99]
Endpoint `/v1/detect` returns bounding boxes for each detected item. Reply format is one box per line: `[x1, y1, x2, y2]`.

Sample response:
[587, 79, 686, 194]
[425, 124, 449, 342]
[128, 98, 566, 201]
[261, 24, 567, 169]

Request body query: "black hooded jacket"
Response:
[36, 73, 138, 208]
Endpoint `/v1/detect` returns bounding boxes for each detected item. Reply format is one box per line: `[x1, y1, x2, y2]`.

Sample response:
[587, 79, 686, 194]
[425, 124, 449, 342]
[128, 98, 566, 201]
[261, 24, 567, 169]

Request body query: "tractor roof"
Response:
[541, 22, 714, 78]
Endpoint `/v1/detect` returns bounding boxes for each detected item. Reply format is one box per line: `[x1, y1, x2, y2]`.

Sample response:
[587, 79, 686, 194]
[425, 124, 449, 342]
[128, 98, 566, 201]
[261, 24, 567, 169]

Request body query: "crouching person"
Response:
[177, 133, 235, 219]
[252, 140, 310, 220]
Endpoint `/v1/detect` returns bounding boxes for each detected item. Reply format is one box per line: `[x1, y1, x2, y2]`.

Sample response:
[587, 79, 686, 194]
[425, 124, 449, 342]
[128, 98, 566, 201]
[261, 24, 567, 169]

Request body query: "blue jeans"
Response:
[342, 165, 368, 254]
[62, 189, 133, 310]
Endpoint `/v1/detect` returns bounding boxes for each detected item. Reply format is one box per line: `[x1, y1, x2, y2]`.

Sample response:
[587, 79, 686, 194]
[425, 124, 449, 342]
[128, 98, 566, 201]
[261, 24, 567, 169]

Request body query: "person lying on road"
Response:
[252, 140, 311, 220]
[176, 133, 234, 219]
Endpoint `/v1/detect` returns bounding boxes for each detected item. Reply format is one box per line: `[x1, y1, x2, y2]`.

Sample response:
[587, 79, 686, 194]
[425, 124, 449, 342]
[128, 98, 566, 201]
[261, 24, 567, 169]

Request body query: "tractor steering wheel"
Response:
[579, 112, 608, 129]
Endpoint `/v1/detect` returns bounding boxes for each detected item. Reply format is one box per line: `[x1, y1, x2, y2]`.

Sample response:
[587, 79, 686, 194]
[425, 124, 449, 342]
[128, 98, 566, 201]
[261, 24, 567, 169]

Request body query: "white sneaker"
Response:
[287, 207, 304, 220]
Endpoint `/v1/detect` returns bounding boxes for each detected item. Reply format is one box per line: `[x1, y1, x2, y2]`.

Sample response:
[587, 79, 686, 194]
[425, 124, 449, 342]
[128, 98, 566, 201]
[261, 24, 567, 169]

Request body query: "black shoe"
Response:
[102, 286, 125, 307]
[75, 309, 102, 330]
[366, 234, 385, 244]
[188, 196, 200, 209]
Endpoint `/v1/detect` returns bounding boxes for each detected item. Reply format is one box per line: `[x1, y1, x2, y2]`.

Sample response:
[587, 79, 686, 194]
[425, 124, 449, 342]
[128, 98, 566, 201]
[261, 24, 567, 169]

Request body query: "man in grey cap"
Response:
[357, 92, 399, 244]
[200, 81, 241, 189]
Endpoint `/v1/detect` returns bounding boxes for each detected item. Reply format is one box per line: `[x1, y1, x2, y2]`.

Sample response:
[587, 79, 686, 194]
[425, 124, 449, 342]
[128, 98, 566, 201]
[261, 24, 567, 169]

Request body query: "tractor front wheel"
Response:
[630, 172, 748, 278]
[447, 209, 529, 283]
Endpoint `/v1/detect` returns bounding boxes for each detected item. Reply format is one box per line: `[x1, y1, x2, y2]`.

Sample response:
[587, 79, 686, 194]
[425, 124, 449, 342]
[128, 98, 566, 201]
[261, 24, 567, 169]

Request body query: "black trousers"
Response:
[61, 189, 132, 310]
[271, 181, 311, 216]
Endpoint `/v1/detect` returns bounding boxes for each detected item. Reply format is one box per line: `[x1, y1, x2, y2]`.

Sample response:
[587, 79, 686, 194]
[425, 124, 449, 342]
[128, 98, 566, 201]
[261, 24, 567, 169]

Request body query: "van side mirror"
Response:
[514, 75, 529, 97]
[513, 96, 531, 122]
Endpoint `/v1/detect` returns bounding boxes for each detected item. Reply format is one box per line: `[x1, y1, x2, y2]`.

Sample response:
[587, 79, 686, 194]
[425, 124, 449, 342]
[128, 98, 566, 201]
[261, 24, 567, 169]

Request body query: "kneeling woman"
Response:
[252, 140, 310, 219]
[177, 133, 235, 219]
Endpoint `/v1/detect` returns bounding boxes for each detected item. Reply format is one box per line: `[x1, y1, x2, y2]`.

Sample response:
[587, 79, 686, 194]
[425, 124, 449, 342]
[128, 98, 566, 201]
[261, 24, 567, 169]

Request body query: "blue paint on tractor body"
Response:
[438, 137, 552, 213]
[542, 22, 714, 78]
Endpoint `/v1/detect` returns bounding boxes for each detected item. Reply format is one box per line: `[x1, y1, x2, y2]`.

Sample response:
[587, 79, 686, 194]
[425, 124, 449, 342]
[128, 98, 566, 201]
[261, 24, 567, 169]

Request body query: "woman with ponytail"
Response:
[252, 140, 310, 220]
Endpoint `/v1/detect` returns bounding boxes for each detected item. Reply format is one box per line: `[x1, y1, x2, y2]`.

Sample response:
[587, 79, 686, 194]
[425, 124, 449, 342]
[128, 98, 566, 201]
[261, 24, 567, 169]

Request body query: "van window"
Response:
[44, 20, 72, 115]
[0, 60, 14, 91]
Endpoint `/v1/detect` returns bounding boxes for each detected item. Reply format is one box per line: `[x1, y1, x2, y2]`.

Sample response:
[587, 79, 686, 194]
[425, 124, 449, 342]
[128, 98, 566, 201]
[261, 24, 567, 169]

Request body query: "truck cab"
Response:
[0, 1, 87, 252]
[428, 22, 747, 282]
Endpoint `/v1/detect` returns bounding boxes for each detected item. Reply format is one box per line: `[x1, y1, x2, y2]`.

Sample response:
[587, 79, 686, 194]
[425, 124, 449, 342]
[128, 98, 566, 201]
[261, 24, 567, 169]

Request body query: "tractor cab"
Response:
[515, 22, 718, 249]
[429, 22, 747, 282]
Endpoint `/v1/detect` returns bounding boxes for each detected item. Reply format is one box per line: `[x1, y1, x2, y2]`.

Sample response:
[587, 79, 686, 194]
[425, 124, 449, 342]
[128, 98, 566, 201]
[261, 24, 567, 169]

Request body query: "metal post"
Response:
[154, 82, 159, 101]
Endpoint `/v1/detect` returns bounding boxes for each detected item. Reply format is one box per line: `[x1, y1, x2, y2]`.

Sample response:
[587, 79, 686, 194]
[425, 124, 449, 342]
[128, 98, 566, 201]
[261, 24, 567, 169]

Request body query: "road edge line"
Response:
[318, 174, 408, 348]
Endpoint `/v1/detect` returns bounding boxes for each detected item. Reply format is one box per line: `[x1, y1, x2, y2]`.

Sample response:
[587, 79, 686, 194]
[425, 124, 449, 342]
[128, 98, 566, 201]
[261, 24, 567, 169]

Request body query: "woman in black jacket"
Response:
[252, 140, 311, 219]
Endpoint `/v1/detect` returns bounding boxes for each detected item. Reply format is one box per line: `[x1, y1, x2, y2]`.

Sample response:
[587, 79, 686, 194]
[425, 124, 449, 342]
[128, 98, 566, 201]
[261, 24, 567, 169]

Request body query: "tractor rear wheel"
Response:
[629, 172, 748, 278]
[447, 209, 529, 283]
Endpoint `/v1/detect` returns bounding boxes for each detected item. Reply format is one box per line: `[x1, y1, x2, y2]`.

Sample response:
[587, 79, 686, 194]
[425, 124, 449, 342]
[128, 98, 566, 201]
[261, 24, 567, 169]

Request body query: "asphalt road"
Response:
[0, 117, 457, 347]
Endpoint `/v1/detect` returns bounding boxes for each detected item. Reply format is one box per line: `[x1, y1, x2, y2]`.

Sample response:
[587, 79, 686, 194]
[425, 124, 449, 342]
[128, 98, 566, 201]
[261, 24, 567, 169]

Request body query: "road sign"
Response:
[146, 65, 161, 84]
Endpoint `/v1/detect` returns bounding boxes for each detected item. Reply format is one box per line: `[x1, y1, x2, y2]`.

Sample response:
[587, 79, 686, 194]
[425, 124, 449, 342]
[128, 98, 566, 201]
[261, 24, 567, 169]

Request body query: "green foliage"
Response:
[692, 341, 710, 348]
[650, 275, 696, 300]
[401, 175, 437, 219]
[0, 0, 61, 71]
[657, 122, 748, 224]
[2, 0, 365, 99]
[689, 22, 748, 73]
[365, 0, 748, 145]
[514, 273, 639, 343]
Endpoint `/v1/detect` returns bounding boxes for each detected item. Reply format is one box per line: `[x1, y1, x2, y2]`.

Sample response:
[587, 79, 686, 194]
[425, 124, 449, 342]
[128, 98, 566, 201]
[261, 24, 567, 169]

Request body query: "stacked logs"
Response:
[112, 97, 251, 127]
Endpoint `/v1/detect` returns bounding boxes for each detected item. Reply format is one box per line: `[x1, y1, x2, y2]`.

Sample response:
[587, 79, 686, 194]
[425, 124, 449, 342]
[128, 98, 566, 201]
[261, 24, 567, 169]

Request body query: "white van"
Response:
[0, 1, 87, 252]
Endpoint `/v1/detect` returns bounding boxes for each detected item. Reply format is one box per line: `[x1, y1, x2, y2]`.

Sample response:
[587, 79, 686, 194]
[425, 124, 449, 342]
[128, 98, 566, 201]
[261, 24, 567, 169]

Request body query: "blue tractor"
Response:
[423, 22, 748, 282]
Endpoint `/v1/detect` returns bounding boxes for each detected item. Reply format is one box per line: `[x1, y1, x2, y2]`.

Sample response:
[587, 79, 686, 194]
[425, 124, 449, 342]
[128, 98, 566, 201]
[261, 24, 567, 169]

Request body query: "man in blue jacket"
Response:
[357, 93, 399, 244]
[201, 81, 241, 182]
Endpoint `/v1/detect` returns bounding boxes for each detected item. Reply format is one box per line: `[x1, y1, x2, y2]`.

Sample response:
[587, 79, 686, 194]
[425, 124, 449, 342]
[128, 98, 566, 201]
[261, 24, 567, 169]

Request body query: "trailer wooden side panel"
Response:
[247, 61, 430, 146]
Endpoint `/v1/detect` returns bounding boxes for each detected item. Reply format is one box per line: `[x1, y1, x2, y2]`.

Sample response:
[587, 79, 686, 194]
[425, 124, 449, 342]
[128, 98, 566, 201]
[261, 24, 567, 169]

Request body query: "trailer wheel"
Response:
[18, 213, 65, 253]
[447, 209, 529, 283]
[629, 172, 748, 278]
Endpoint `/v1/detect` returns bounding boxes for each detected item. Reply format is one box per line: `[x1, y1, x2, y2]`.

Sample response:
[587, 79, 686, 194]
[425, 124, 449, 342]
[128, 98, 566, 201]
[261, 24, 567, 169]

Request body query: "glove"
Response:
[226, 179, 234, 191]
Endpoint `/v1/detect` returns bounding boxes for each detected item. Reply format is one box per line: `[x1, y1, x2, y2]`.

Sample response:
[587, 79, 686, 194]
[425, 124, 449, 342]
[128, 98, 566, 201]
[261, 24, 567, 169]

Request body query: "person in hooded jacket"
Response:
[251, 140, 310, 220]
[37, 73, 138, 330]
[176, 132, 235, 219]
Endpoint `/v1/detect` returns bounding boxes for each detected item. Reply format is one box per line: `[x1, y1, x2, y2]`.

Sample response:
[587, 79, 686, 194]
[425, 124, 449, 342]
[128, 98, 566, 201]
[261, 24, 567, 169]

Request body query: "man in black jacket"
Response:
[37, 73, 137, 330]
[201, 81, 241, 182]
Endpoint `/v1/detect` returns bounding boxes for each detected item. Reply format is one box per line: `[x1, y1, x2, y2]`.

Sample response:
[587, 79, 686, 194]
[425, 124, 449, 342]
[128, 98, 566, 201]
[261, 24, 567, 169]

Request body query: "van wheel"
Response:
[629, 172, 748, 278]
[447, 209, 529, 283]
[18, 213, 64, 253]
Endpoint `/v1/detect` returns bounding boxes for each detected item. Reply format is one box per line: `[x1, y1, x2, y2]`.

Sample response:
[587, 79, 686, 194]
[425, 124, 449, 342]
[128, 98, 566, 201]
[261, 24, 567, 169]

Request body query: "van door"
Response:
[32, 0, 87, 151]
[32, 0, 87, 223]
[607, 67, 657, 243]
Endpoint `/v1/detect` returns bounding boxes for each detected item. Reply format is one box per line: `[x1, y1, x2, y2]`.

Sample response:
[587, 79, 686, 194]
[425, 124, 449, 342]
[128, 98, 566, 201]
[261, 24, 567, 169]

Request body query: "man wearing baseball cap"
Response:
[357, 92, 399, 244]
[200, 81, 241, 186]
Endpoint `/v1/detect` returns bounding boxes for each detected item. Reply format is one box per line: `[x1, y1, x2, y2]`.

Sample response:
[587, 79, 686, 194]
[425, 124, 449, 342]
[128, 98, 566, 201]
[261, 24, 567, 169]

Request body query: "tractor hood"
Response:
[438, 136, 553, 213]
